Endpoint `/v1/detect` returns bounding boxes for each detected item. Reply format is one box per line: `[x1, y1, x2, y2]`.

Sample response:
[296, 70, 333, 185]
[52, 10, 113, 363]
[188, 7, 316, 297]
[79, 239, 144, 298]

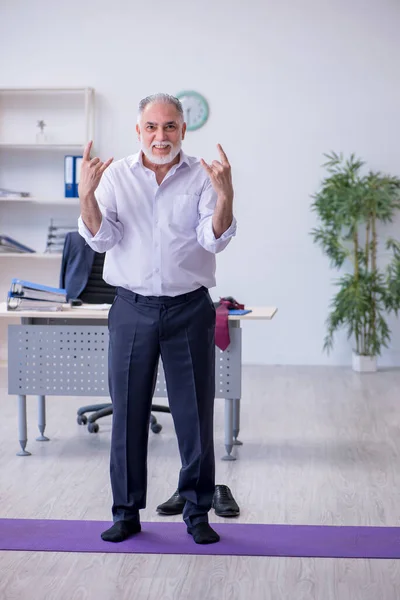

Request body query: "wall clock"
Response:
[176, 90, 209, 131]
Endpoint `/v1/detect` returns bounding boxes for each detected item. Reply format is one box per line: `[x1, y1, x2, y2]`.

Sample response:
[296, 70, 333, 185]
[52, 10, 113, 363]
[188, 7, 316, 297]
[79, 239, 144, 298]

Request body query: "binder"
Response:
[0, 235, 35, 253]
[73, 156, 83, 197]
[10, 278, 67, 302]
[7, 292, 65, 311]
[45, 220, 78, 254]
[0, 187, 30, 198]
[64, 155, 74, 198]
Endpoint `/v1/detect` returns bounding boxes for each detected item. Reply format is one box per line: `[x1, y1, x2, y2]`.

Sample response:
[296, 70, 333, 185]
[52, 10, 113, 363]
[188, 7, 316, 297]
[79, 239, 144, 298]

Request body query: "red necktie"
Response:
[215, 303, 230, 351]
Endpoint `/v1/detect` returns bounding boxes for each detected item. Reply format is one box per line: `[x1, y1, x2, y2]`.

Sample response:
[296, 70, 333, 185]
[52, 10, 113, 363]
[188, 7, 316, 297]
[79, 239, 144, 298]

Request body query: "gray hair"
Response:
[137, 93, 184, 122]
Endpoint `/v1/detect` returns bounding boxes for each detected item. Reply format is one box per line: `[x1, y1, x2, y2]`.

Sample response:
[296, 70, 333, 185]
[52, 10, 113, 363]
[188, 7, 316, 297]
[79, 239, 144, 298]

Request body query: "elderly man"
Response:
[78, 93, 236, 544]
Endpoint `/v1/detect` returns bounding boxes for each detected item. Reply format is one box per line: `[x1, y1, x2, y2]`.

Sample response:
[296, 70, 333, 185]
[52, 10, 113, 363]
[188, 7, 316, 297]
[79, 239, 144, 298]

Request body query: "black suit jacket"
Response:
[59, 231, 95, 300]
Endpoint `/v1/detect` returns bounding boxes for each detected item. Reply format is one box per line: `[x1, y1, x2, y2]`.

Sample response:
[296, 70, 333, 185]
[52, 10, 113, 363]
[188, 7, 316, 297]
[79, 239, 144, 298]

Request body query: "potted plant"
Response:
[311, 152, 400, 372]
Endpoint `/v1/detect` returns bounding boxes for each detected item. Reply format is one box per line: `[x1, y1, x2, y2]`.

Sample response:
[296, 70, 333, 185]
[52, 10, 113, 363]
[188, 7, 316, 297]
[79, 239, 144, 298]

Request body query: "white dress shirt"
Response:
[78, 150, 237, 297]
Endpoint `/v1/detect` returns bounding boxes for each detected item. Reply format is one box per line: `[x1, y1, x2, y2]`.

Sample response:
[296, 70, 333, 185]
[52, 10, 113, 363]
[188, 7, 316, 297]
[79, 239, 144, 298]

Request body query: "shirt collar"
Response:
[128, 150, 191, 171]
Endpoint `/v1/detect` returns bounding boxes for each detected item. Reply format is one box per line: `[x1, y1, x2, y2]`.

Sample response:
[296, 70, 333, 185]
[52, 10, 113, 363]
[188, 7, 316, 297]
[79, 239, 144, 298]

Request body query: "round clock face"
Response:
[176, 91, 209, 131]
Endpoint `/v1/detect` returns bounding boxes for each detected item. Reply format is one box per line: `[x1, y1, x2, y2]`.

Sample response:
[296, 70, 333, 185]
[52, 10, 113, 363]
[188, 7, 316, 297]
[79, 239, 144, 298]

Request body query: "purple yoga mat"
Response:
[1, 519, 400, 558]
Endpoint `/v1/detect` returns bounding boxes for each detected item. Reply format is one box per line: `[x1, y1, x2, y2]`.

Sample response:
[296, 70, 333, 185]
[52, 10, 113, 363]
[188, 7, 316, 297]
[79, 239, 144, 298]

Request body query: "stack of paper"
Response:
[7, 278, 67, 311]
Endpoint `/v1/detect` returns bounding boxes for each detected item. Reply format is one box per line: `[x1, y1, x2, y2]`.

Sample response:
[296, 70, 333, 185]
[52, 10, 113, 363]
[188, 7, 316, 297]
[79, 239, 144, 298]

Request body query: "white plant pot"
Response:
[352, 352, 377, 373]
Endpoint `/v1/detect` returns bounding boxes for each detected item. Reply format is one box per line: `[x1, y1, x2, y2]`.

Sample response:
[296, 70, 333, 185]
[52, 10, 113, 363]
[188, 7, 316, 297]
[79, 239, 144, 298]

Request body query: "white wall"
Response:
[1, 0, 400, 366]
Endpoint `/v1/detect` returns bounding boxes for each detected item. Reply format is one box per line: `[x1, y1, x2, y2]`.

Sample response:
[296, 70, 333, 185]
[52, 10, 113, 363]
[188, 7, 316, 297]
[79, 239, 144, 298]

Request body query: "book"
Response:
[10, 279, 67, 302]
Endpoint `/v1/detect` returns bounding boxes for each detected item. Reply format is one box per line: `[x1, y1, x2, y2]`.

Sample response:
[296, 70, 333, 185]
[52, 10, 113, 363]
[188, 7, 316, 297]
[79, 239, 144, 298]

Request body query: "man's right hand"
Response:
[78, 141, 113, 199]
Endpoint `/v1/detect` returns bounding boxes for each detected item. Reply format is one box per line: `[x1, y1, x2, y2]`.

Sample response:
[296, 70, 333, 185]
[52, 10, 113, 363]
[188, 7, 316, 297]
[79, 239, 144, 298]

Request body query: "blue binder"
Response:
[11, 278, 66, 296]
[73, 156, 83, 197]
[64, 155, 74, 198]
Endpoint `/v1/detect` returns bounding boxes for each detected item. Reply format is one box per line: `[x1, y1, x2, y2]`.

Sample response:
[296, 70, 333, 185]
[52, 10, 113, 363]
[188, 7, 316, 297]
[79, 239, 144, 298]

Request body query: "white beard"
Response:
[141, 140, 182, 165]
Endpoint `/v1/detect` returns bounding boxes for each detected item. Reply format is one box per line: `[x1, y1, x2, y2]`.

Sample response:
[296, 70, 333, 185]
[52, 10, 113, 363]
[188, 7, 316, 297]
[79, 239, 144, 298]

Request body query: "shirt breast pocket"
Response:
[171, 194, 200, 230]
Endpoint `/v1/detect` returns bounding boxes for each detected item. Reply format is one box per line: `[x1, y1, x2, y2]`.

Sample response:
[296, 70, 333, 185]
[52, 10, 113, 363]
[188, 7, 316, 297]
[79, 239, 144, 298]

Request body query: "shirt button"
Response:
[155, 268, 159, 273]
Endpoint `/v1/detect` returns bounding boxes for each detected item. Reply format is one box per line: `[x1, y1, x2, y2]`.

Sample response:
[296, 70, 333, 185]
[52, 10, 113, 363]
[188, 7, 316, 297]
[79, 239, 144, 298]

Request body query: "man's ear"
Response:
[136, 123, 141, 140]
[181, 122, 187, 141]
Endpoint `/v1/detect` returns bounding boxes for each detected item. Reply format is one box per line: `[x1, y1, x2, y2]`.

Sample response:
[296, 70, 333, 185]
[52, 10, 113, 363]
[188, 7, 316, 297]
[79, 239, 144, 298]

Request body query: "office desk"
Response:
[0, 303, 277, 459]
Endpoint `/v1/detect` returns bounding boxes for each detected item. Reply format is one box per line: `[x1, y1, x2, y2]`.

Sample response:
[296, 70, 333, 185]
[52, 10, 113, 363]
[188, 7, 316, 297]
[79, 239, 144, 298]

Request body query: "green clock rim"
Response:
[176, 90, 209, 131]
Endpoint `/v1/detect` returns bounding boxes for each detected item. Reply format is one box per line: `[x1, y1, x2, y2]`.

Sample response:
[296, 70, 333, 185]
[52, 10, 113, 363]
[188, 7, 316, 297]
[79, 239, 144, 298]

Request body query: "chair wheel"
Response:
[77, 415, 87, 425]
[151, 423, 162, 434]
[88, 422, 99, 433]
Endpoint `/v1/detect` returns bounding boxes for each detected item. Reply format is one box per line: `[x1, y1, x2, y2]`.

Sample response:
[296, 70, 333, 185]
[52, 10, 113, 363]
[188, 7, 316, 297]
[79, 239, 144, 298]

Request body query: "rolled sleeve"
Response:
[196, 178, 237, 254]
[78, 169, 124, 253]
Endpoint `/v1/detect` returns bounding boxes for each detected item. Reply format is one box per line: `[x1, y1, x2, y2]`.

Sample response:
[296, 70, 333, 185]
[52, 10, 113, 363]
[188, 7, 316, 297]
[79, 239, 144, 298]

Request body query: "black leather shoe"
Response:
[157, 485, 240, 517]
[156, 489, 186, 515]
[212, 484, 240, 517]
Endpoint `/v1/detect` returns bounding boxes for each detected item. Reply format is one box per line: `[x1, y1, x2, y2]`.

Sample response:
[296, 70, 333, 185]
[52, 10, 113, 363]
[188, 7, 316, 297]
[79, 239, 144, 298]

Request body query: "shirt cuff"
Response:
[213, 216, 237, 241]
[78, 215, 108, 242]
[199, 215, 237, 253]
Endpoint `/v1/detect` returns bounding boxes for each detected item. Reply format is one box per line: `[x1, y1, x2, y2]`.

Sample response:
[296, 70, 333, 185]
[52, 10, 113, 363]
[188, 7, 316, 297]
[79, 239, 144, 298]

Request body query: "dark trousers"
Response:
[108, 285, 216, 527]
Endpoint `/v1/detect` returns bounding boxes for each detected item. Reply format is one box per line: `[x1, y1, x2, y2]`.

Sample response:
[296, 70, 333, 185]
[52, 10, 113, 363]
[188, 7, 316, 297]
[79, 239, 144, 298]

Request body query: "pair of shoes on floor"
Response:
[156, 484, 240, 518]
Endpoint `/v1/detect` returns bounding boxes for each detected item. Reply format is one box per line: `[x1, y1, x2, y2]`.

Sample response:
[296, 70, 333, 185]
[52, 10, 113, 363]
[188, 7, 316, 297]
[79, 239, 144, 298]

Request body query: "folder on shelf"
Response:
[0, 235, 36, 253]
[7, 292, 65, 311]
[73, 156, 83, 198]
[45, 219, 78, 254]
[0, 187, 31, 198]
[10, 278, 67, 302]
[64, 155, 74, 198]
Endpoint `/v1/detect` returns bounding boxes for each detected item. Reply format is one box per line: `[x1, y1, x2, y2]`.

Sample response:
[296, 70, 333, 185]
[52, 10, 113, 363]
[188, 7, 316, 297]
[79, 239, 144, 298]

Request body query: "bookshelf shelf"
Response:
[0, 253, 62, 259]
[0, 144, 85, 151]
[0, 196, 79, 205]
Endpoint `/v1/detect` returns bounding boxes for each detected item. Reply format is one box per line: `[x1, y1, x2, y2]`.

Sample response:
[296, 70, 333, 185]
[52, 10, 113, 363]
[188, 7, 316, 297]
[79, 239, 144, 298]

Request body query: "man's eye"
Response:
[166, 125, 175, 130]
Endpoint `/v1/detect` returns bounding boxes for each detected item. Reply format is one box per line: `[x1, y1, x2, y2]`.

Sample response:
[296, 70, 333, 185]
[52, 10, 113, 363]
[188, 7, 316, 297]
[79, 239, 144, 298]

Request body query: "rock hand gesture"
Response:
[78, 141, 113, 199]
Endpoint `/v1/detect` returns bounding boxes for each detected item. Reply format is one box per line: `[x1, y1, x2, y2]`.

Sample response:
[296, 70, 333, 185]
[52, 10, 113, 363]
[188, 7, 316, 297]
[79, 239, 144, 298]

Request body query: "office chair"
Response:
[60, 232, 171, 434]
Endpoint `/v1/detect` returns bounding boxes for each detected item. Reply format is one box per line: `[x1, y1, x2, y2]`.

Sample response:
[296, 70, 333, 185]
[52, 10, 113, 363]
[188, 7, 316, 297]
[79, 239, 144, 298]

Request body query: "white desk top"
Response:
[0, 303, 277, 321]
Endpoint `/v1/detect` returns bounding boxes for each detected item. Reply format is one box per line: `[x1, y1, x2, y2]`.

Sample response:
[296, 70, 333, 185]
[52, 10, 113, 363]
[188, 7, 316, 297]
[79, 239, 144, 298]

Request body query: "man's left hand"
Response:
[201, 145, 233, 201]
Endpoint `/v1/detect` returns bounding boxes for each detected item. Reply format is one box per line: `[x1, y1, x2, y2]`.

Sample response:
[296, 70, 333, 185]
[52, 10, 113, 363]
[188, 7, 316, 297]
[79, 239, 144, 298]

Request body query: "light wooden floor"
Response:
[1, 364, 400, 599]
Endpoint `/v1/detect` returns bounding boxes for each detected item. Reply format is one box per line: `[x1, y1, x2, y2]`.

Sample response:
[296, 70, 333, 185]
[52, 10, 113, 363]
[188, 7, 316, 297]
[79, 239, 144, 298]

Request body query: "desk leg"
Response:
[232, 398, 243, 445]
[17, 395, 31, 456]
[36, 395, 49, 441]
[221, 398, 236, 461]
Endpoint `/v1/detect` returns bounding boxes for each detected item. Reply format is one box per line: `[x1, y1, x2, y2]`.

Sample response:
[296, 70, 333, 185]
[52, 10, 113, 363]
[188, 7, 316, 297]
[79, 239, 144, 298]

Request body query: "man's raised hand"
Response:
[200, 144, 233, 201]
[78, 141, 113, 199]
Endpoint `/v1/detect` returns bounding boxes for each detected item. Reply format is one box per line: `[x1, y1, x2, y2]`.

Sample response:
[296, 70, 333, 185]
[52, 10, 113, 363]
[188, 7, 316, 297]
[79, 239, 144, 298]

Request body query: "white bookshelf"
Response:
[0, 88, 91, 360]
[0, 86, 93, 258]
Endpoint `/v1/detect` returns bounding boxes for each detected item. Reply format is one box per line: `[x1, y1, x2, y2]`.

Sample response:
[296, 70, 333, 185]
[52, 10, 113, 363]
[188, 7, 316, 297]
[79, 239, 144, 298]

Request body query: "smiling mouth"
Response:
[153, 145, 170, 151]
